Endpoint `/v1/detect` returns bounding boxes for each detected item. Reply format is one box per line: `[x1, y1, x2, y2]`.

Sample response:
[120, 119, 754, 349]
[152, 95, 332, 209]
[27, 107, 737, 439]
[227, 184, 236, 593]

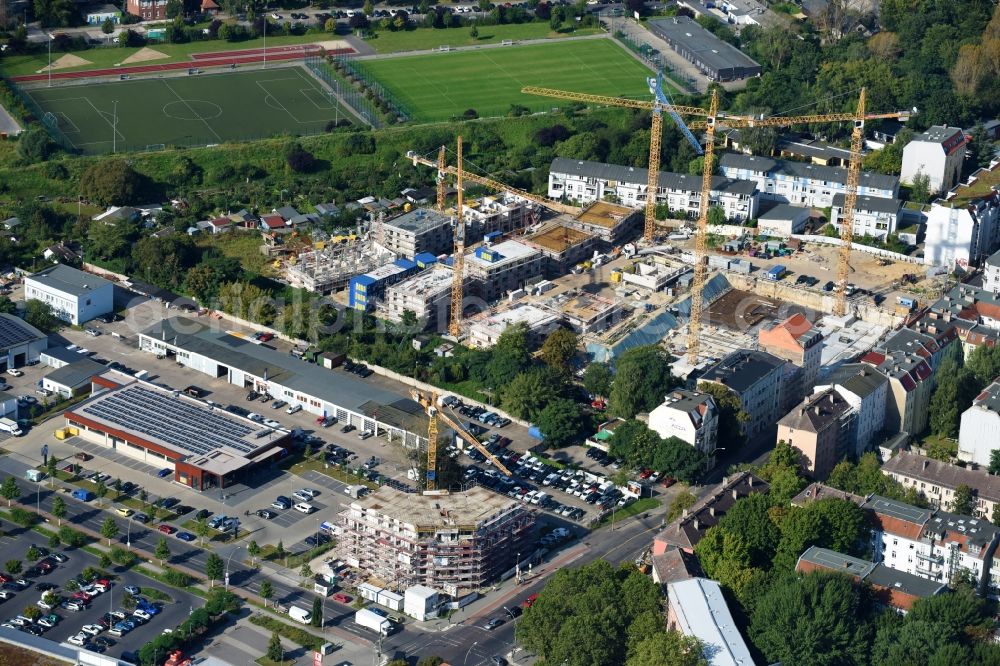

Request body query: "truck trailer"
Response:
[355, 609, 394, 636]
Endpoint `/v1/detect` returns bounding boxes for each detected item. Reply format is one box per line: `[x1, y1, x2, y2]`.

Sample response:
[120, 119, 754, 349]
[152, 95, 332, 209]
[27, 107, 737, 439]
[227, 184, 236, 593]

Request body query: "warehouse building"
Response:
[23, 264, 114, 325]
[338, 486, 535, 594]
[65, 372, 292, 490]
[138, 317, 428, 449]
[648, 17, 762, 82]
[0, 314, 48, 371]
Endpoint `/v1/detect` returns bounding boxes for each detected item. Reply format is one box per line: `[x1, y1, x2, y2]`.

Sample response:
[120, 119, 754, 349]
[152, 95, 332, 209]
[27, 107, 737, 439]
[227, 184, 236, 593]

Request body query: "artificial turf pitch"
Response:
[23, 66, 346, 154]
[354, 39, 656, 122]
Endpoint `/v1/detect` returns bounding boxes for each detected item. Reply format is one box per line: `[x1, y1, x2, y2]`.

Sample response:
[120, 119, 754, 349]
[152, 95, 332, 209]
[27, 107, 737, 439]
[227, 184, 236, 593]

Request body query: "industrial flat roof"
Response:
[648, 17, 761, 74]
[467, 240, 539, 268]
[863, 495, 932, 525]
[667, 578, 755, 666]
[388, 267, 453, 297]
[865, 563, 947, 598]
[528, 224, 594, 253]
[140, 317, 418, 415]
[69, 378, 286, 476]
[45, 359, 106, 389]
[353, 486, 522, 529]
[26, 264, 112, 297]
[574, 201, 636, 229]
[797, 546, 875, 578]
[384, 208, 452, 233]
[472, 303, 559, 330]
[0, 313, 46, 351]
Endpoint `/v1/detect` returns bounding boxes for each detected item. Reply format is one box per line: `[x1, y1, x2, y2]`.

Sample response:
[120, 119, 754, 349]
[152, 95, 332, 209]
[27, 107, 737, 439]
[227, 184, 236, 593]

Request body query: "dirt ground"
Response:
[706, 288, 785, 331]
[121, 47, 169, 64]
[41, 53, 92, 71]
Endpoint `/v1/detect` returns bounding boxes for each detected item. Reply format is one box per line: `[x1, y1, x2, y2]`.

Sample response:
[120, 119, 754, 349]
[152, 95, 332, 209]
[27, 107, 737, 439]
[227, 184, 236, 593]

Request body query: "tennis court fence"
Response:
[328, 53, 410, 124]
[7, 79, 76, 151]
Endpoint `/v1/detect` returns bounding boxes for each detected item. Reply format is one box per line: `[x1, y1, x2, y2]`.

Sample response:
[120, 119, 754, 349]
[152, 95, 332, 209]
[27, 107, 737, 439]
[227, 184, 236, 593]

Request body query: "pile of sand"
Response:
[121, 47, 169, 65]
[40, 53, 92, 72]
[314, 40, 352, 52]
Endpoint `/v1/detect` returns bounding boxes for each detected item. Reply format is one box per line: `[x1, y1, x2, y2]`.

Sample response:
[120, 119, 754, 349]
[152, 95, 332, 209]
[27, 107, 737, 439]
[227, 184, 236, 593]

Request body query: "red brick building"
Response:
[127, 0, 169, 21]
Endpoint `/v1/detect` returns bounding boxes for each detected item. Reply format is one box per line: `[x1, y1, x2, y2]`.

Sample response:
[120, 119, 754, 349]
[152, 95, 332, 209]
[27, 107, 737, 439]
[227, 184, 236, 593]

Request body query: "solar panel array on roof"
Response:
[0, 314, 45, 350]
[81, 386, 257, 457]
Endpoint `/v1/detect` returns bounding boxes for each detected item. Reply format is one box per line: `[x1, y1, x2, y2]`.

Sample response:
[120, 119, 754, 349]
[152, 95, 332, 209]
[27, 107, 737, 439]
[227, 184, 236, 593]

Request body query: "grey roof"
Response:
[42, 346, 88, 365]
[274, 206, 300, 220]
[791, 482, 867, 507]
[831, 193, 903, 214]
[924, 510, 999, 548]
[863, 495, 933, 526]
[777, 137, 853, 162]
[778, 388, 851, 433]
[986, 248, 1000, 268]
[797, 545, 875, 578]
[865, 563, 948, 598]
[315, 203, 340, 216]
[973, 379, 1000, 414]
[0, 313, 46, 351]
[648, 17, 761, 73]
[550, 158, 758, 196]
[45, 358, 106, 389]
[26, 264, 112, 297]
[915, 125, 964, 144]
[882, 450, 1000, 504]
[3, 217, 21, 228]
[384, 208, 452, 234]
[820, 363, 887, 399]
[719, 153, 900, 192]
[0, 390, 16, 404]
[141, 317, 422, 416]
[758, 203, 811, 221]
[700, 349, 785, 394]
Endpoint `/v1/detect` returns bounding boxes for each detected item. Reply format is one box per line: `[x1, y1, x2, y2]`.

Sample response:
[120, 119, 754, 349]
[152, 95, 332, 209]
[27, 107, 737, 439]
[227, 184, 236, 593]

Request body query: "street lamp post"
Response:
[47, 34, 52, 88]
[225, 545, 242, 592]
[126, 517, 132, 550]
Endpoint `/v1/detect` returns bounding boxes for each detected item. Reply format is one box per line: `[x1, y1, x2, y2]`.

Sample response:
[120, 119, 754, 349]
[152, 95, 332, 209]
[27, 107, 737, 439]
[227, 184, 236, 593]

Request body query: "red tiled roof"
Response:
[862, 351, 886, 365]
[261, 215, 285, 229]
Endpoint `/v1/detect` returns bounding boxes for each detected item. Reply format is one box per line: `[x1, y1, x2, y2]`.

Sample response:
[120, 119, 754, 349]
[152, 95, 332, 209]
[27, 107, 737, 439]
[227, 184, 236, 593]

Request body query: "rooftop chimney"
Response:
[923, 459, 929, 470]
[693, 518, 700, 531]
[732, 489, 739, 500]
[709, 507, 716, 517]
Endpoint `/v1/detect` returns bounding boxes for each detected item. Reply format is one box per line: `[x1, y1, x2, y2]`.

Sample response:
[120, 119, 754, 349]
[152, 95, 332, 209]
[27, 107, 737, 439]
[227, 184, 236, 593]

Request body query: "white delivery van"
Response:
[0, 418, 22, 436]
[288, 606, 312, 624]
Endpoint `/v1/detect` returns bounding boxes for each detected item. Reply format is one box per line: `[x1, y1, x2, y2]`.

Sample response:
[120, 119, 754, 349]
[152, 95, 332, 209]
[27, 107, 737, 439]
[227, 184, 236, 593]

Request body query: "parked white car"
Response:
[68, 633, 87, 646]
[81, 624, 103, 636]
[133, 609, 152, 621]
[293, 502, 315, 514]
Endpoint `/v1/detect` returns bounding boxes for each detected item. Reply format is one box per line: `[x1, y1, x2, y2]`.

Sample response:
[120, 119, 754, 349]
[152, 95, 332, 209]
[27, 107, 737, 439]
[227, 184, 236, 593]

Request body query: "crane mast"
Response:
[686, 89, 719, 364]
[835, 89, 866, 317]
[449, 136, 465, 338]
[436, 145, 446, 211]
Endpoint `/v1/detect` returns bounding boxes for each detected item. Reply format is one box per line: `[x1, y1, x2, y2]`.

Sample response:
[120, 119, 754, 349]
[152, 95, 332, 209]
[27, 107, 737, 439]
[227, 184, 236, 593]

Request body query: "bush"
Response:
[163, 568, 190, 587]
[58, 526, 88, 548]
[110, 546, 137, 567]
[286, 143, 316, 173]
[9, 508, 37, 527]
[249, 615, 324, 650]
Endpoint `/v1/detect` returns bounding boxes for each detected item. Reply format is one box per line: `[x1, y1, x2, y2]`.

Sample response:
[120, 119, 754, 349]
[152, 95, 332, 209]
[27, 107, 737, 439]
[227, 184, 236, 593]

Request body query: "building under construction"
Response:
[338, 486, 535, 594]
[285, 237, 395, 295]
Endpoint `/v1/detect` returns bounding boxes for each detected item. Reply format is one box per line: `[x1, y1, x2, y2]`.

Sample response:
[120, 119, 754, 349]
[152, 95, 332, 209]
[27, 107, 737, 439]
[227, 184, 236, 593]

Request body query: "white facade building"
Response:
[814, 363, 888, 458]
[985, 249, 1000, 293]
[830, 193, 904, 240]
[468, 304, 561, 349]
[958, 379, 1000, 468]
[923, 191, 1000, 270]
[0, 314, 48, 371]
[757, 204, 811, 237]
[900, 126, 967, 195]
[23, 264, 113, 326]
[666, 578, 756, 666]
[648, 390, 720, 466]
[719, 153, 899, 208]
[548, 158, 759, 222]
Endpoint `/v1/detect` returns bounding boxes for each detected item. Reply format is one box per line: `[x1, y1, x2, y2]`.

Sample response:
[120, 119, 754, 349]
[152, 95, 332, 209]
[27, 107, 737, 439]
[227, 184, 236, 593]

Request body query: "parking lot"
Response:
[0, 518, 201, 661]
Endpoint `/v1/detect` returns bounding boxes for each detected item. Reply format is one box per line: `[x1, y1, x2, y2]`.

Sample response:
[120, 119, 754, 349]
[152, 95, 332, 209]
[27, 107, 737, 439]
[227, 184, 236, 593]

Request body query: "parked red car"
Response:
[521, 594, 538, 609]
[258, 333, 274, 342]
[158, 525, 176, 535]
[332, 593, 351, 604]
[660, 476, 677, 488]
[638, 469, 653, 480]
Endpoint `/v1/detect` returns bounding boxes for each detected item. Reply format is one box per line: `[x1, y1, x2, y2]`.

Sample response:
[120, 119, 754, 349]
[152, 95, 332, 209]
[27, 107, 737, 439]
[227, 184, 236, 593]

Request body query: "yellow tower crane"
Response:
[522, 84, 911, 361]
[436, 145, 447, 211]
[411, 390, 512, 491]
[450, 136, 466, 338]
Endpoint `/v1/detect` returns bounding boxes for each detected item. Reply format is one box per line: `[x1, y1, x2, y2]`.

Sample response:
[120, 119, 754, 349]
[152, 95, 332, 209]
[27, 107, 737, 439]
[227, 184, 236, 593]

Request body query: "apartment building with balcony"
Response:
[338, 486, 534, 593]
[882, 450, 1000, 520]
[830, 193, 904, 240]
[719, 153, 899, 209]
[699, 349, 786, 441]
[548, 158, 759, 222]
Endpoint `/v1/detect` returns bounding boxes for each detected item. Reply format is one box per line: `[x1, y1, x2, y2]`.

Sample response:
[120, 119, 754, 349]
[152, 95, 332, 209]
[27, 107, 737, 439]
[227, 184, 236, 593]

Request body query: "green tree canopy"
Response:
[24, 300, 60, 333]
[519, 560, 700, 666]
[583, 362, 613, 398]
[539, 327, 578, 373]
[609, 345, 676, 418]
[750, 572, 874, 666]
[500, 367, 565, 420]
[697, 382, 748, 450]
[967, 344, 1000, 388]
[79, 159, 144, 206]
[534, 398, 585, 449]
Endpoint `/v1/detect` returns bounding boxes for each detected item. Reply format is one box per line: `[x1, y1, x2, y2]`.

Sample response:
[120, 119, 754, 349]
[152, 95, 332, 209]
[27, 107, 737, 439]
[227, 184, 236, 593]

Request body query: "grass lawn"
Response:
[0, 33, 340, 78]
[196, 232, 277, 278]
[354, 38, 654, 122]
[367, 23, 602, 53]
[24, 65, 349, 154]
[593, 497, 660, 529]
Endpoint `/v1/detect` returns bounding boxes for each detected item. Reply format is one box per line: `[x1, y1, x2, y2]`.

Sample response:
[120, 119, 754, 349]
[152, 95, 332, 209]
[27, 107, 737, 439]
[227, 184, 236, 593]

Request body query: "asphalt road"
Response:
[0, 517, 201, 662]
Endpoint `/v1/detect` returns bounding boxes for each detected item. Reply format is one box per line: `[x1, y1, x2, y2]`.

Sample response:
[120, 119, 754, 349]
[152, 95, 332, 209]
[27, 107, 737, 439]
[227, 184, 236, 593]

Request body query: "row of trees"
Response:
[607, 420, 705, 483]
[928, 344, 1000, 440]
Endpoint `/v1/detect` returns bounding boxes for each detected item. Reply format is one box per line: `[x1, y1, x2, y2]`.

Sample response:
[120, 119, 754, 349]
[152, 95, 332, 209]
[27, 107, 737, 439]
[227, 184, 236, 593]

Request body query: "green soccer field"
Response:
[354, 39, 658, 122]
[23, 66, 350, 154]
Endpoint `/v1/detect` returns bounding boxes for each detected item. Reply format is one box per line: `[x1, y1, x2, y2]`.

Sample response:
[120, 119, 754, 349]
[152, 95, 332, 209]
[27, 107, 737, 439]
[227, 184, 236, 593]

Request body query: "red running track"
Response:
[189, 44, 324, 60]
[11, 46, 354, 83]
